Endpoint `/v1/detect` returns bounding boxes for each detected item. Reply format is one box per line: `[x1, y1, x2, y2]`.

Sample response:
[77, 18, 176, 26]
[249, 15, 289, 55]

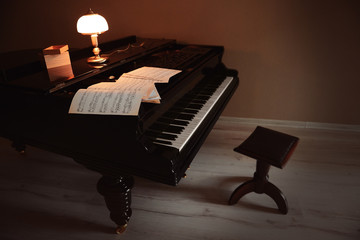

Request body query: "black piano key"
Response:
[166, 126, 184, 134]
[150, 124, 184, 134]
[173, 120, 189, 126]
[163, 112, 179, 118]
[172, 103, 191, 109]
[196, 95, 211, 100]
[176, 113, 195, 121]
[172, 102, 203, 111]
[187, 103, 203, 110]
[158, 118, 189, 126]
[169, 107, 198, 114]
[177, 97, 207, 103]
[181, 96, 209, 104]
[145, 131, 178, 140]
[168, 125, 185, 133]
[181, 109, 199, 114]
[191, 99, 207, 104]
[151, 139, 173, 145]
[163, 112, 195, 121]
[200, 85, 218, 91]
[198, 88, 217, 94]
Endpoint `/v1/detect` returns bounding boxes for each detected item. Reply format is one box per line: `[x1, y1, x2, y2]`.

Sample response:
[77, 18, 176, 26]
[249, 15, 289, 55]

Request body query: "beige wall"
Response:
[1, 0, 359, 124]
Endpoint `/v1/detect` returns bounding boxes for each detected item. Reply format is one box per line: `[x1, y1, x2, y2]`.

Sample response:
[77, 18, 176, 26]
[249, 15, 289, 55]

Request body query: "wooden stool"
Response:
[228, 126, 299, 214]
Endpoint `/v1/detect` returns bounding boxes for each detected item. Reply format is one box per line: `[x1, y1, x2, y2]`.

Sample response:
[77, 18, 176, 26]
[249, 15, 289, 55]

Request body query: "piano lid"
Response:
[0, 36, 175, 94]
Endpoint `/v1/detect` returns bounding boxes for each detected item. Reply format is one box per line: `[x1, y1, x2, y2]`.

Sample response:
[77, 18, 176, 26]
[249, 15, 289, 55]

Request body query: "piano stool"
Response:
[228, 126, 299, 214]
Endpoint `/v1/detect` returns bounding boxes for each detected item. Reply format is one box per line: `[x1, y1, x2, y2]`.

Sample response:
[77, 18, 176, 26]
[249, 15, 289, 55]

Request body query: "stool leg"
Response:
[229, 160, 289, 214]
[253, 161, 271, 193]
[228, 160, 270, 205]
[263, 182, 288, 214]
[228, 180, 256, 205]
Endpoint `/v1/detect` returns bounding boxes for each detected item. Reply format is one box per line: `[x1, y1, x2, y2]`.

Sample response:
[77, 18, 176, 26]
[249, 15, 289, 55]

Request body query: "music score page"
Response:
[68, 67, 181, 116]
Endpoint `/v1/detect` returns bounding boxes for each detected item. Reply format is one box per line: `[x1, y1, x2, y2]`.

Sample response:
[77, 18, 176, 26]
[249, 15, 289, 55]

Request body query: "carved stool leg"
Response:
[263, 182, 288, 214]
[228, 180, 256, 205]
[228, 160, 289, 214]
[97, 175, 134, 234]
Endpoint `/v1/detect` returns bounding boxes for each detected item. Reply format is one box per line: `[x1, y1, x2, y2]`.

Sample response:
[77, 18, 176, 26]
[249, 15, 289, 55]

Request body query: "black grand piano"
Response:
[0, 36, 238, 233]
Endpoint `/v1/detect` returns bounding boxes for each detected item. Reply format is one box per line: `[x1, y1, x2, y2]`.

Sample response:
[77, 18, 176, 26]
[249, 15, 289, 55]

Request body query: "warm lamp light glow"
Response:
[77, 12, 108, 35]
[77, 9, 109, 63]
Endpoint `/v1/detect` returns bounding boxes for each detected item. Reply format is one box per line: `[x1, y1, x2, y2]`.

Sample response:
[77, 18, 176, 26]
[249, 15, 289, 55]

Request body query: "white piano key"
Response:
[152, 76, 234, 151]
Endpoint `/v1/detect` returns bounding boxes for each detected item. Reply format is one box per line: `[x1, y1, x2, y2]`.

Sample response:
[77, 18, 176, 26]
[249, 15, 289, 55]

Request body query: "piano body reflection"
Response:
[0, 36, 238, 233]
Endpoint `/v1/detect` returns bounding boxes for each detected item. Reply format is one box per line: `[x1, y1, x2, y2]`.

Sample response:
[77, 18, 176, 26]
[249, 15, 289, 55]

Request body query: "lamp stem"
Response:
[87, 34, 107, 63]
[90, 34, 100, 57]
[91, 34, 99, 48]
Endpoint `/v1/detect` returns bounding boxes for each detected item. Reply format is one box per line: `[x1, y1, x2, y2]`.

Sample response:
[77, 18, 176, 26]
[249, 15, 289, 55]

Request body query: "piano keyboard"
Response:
[145, 76, 234, 151]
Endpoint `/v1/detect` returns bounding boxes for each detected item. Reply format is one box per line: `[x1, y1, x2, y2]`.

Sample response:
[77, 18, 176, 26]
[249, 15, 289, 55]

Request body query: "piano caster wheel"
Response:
[12, 142, 26, 154]
[116, 224, 127, 234]
[18, 149, 26, 155]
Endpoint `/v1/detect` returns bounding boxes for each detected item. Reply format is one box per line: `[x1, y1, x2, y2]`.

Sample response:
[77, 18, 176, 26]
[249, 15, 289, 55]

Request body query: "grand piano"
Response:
[0, 36, 238, 233]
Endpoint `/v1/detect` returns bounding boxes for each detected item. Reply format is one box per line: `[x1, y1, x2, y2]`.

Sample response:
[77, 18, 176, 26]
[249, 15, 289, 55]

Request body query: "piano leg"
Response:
[11, 141, 26, 154]
[97, 175, 134, 234]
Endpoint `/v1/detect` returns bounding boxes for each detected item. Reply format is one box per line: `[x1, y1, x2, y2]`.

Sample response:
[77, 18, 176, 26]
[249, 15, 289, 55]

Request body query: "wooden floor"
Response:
[0, 118, 359, 240]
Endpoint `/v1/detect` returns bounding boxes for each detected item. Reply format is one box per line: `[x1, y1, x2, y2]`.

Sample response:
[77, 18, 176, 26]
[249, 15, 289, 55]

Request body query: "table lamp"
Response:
[77, 9, 109, 63]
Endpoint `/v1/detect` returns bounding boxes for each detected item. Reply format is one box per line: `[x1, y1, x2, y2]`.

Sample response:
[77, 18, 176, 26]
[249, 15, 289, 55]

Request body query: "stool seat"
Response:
[229, 126, 299, 214]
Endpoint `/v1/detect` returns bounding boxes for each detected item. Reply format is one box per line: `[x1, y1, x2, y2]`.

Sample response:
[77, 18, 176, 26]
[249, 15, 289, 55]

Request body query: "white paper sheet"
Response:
[68, 66, 181, 115]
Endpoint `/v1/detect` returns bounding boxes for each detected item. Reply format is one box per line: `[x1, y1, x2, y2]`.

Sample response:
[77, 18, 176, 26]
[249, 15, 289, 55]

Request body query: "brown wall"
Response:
[1, 0, 359, 124]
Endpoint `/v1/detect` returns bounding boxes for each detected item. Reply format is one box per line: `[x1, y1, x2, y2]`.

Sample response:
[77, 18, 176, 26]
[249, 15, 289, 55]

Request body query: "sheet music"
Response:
[115, 76, 161, 103]
[68, 80, 148, 115]
[68, 66, 181, 115]
[121, 66, 181, 83]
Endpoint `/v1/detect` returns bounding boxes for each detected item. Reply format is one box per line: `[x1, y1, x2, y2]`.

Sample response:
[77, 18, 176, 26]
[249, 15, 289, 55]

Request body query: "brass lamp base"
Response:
[87, 55, 108, 63]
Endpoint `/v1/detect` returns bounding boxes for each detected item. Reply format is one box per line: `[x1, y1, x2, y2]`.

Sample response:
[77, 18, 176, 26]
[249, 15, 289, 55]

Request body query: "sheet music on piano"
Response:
[121, 66, 181, 82]
[68, 67, 181, 115]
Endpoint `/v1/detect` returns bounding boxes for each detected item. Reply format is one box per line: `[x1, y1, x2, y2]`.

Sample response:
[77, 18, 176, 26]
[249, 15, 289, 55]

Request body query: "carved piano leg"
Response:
[97, 175, 134, 234]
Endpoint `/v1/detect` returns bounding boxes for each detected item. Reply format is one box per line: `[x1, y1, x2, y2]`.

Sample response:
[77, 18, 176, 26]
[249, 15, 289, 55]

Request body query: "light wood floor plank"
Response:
[0, 118, 359, 240]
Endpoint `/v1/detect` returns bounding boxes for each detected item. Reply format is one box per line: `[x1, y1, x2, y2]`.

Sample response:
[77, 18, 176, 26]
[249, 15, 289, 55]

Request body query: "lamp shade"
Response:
[77, 10, 109, 35]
